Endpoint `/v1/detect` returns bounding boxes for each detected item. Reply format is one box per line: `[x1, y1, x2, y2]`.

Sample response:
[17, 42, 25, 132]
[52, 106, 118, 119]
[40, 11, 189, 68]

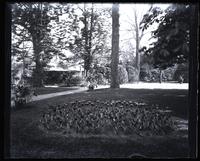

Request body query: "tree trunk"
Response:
[110, 3, 120, 88]
[88, 3, 94, 69]
[32, 35, 44, 87]
[29, 4, 44, 87]
[88, 3, 94, 54]
[134, 10, 140, 82]
[83, 4, 90, 75]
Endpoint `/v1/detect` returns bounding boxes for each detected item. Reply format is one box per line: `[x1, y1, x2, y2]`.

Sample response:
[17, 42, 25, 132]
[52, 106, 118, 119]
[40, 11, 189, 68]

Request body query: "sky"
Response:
[119, 3, 171, 54]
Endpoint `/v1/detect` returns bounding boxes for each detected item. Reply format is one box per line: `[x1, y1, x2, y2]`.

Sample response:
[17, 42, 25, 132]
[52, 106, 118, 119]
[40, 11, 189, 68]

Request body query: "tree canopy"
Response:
[140, 4, 191, 70]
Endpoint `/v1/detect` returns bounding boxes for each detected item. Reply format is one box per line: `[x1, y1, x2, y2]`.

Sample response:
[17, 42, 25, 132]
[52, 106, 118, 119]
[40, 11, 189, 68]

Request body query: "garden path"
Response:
[31, 87, 88, 102]
[31, 82, 188, 102]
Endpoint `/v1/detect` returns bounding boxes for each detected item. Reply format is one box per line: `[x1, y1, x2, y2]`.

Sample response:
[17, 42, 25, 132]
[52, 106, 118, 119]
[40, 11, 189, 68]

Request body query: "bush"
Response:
[44, 71, 65, 85]
[118, 65, 128, 84]
[139, 63, 187, 83]
[161, 66, 177, 81]
[173, 63, 189, 83]
[79, 77, 88, 87]
[88, 65, 110, 85]
[44, 71, 82, 87]
[14, 84, 34, 107]
[60, 76, 82, 87]
[140, 68, 151, 82]
[148, 69, 160, 82]
[95, 73, 108, 85]
[126, 66, 139, 82]
[143, 67, 176, 82]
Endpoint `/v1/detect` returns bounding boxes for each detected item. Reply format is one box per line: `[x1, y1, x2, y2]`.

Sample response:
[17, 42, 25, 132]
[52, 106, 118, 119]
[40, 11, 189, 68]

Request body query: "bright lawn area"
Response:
[10, 88, 189, 158]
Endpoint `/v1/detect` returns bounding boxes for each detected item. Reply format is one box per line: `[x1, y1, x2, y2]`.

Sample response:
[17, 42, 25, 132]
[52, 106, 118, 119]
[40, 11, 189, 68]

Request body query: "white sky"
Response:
[119, 3, 171, 54]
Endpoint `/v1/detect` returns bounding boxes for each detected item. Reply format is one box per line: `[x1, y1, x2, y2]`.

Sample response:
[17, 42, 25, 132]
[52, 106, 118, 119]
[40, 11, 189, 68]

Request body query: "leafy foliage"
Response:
[126, 65, 139, 82]
[12, 3, 55, 87]
[173, 63, 189, 83]
[12, 3, 81, 87]
[70, 4, 111, 75]
[118, 65, 128, 84]
[44, 71, 82, 86]
[86, 63, 111, 85]
[40, 100, 175, 136]
[140, 66, 178, 82]
[140, 4, 191, 70]
[14, 84, 35, 106]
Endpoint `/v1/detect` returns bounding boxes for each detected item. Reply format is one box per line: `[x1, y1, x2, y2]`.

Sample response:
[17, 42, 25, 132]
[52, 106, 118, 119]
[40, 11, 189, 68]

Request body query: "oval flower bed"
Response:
[40, 100, 175, 136]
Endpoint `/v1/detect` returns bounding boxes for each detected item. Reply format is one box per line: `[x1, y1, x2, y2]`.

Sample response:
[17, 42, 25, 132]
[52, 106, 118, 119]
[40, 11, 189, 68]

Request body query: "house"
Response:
[44, 54, 84, 85]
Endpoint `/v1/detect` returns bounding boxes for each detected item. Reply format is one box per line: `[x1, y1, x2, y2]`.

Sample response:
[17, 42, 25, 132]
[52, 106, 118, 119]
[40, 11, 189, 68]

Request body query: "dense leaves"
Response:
[173, 63, 189, 83]
[140, 4, 191, 70]
[70, 4, 111, 76]
[126, 65, 139, 82]
[12, 3, 82, 87]
[40, 100, 175, 136]
[14, 84, 35, 106]
[118, 65, 128, 84]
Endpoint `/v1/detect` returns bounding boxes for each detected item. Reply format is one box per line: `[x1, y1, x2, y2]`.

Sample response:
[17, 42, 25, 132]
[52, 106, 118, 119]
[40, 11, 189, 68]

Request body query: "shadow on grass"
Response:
[13, 88, 188, 119]
[34, 87, 79, 95]
[10, 88, 189, 158]
[93, 88, 188, 119]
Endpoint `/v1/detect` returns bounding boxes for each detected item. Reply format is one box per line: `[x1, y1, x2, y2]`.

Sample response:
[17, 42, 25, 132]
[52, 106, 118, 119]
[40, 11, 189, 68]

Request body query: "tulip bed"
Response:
[40, 100, 175, 136]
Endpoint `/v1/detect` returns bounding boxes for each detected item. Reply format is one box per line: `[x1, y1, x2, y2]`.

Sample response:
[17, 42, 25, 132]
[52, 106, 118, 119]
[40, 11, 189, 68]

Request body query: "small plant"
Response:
[88, 82, 98, 91]
[178, 75, 184, 84]
[15, 84, 34, 107]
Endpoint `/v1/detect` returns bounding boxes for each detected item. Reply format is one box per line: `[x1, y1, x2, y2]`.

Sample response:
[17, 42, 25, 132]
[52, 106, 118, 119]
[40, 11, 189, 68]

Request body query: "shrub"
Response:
[149, 69, 160, 82]
[118, 65, 128, 84]
[60, 75, 82, 87]
[14, 84, 34, 107]
[126, 65, 139, 82]
[161, 66, 177, 81]
[44, 71, 64, 85]
[140, 68, 151, 82]
[95, 73, 108, 85]
[173, 63, 189, 83]
[72, 76, 82, 86]
[44, 71, 82, 87]
[88, 65, 110, 85]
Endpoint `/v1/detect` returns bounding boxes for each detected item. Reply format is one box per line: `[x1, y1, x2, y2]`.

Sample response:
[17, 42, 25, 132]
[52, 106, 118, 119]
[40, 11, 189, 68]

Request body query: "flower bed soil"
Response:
[40, 100, 175, 136]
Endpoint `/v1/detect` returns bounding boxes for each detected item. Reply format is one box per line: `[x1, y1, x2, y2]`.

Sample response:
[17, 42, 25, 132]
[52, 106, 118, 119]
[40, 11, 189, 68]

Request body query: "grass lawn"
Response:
[34, 87, 79, 95]
[10, 88, 189, 158]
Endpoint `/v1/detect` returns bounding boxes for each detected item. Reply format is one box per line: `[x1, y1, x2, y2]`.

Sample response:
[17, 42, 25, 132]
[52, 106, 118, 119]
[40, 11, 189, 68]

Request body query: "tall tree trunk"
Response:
[88, 3, 93, 53]
[110, 3, 120, 88]
[88, 3, 94, 69]
[83, 4, 90, 77]
[32, 35, 44, 87]
[22, 41, 26, 85]
[30, 3, 44, 87]
[134, 10, 140, 82]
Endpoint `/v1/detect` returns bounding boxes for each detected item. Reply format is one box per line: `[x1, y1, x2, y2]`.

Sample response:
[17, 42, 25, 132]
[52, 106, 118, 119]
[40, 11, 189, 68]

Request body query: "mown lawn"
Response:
[10, 88, 189, 158]
[34, 87, 79, 95]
